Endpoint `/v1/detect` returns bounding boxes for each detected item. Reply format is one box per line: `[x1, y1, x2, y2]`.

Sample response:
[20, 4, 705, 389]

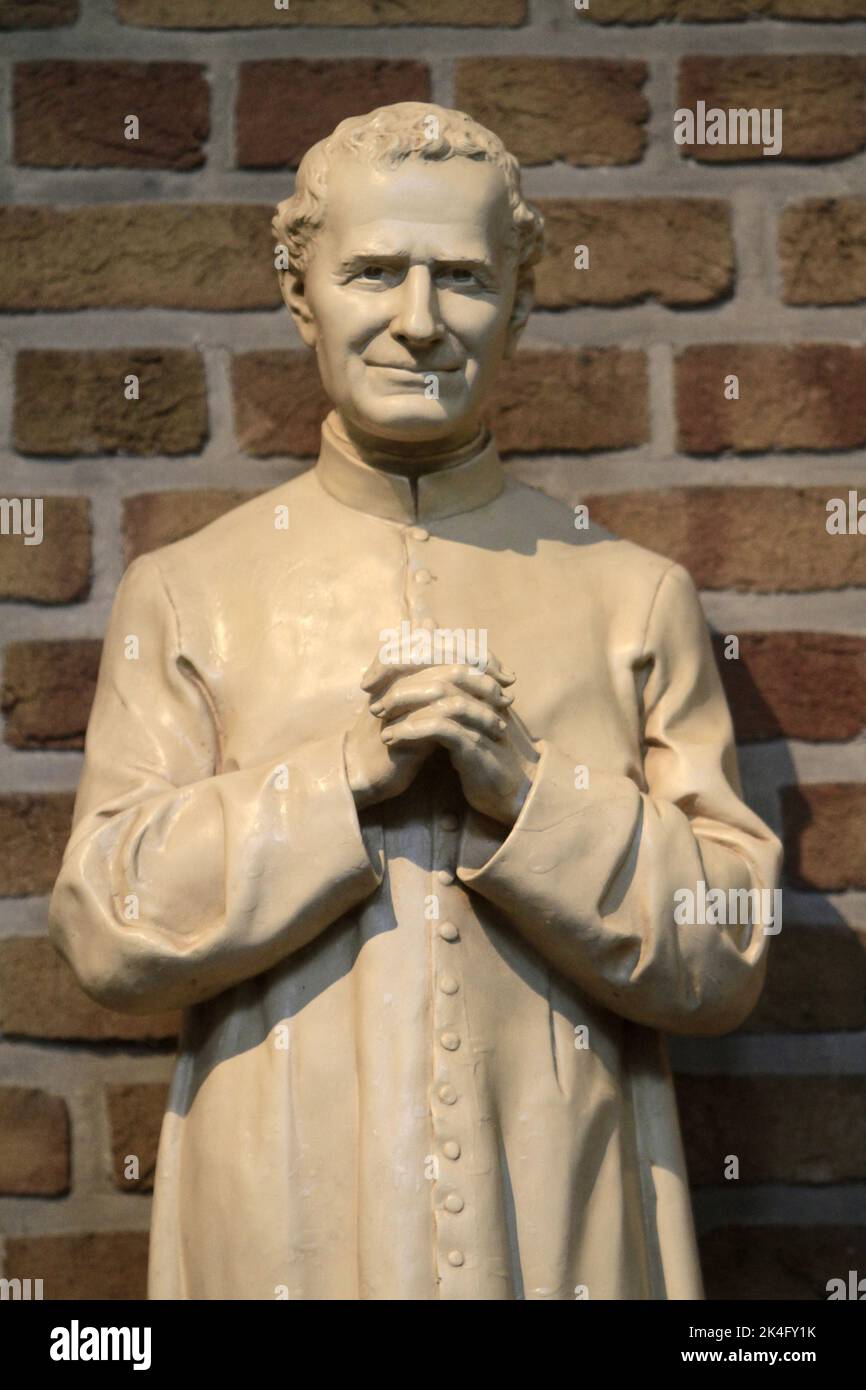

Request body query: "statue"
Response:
[49, 103, 782, 1300]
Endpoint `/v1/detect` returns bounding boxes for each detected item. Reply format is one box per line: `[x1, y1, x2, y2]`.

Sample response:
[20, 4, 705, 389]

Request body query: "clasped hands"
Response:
[345, 644, 540, 827]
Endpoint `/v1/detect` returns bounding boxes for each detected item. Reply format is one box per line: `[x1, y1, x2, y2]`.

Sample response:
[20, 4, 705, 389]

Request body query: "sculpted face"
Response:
[288, 153, 520, 457]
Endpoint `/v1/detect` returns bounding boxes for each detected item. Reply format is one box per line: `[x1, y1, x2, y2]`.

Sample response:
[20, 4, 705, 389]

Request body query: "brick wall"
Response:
[1, 0, 864, 1302]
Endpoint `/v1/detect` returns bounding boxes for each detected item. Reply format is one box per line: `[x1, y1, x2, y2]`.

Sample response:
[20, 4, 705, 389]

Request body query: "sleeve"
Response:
[48, 553, 384, 1014]
[455, 561, 783, 1036]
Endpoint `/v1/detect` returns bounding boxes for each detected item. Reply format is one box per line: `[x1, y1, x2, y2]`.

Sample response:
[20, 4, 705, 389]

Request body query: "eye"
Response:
[359, 264, 387, 281]
[439, 266, 482, 289]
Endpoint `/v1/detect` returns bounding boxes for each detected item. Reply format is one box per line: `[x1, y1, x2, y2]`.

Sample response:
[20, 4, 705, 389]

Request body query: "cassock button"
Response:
[436, 869, 454, 885]
[444, 1194, 465, 1213]
[414, 569, 432, 584]
[410, 526, 429, 541]
[439, 975, 459, 995]
[443, 1140, 461, 1160]
[438, 922, 459, 942]
[440, 1032, 460, 1051]
[440, 814, 459, 832]
[447, 1250, 465, 1267]
[438, 1084, 458, 1105]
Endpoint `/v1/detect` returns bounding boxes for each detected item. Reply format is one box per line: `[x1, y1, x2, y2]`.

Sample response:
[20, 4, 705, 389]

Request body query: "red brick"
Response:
[14, 349, 208, 456]
[2, 639, 101, 749]
[237, 60, 430, 169]
[782, 784, 866, 890]
[107, 1082, 169, 1191]
[678, 56, 866, 161]
[712, 632, 866, 742]
[535, 198, 733, 307]
[124, 489, 257, 561]
[0, 936, 180, 1042]
[580, 487, 866, 591]
[676, 345, 866, 454]
[14, 62, 208, 169]
[232, 352, 331, 457]
[118, 0, 526, 25]
[489, 350, 648, 453]
[745, 924, 866, 1033]
[0, 1087, 69, 1195]
[0, 206, 277, 310]
[0, 794, 74, 896]
[455, 59, 648, 167]
[0, 496, 91, 604]
[699, 1226, 866, 1301]
[0, 0, 77, 26]
[4, 1232, 149, 1299]
[780, 199, 866, 306]
[587, 0, 866, 15]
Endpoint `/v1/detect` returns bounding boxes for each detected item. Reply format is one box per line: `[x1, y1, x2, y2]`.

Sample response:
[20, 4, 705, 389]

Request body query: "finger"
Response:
[371, 671, 511, 720]
[364, 655, 515, 699]
[382, 704, 504, 747]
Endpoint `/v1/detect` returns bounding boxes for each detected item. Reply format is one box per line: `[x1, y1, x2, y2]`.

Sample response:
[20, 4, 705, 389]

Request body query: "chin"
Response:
[356, 395, 468, 444]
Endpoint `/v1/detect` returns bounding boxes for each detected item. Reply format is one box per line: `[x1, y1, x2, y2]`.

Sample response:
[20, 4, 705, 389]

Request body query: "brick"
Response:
[454, 59, 648, 167]
[677, 56, 866, 161]
[0, 0, 77, 26]
[580, 487, 866, 591]
[712, 632, 866, 742]
[676, 345, 866, 454]
[118, 0, 526, 25]
[0, 794, 73, 896]
[0, 1087, 69, 1195]
[677, 1075, 866, 1184]
[782, 784, 866, 890]
[488, 350, 648, 454]
[14, 350, 208, 457]
[2, 639, 101, 749]
[237, 60, 430, 169]
[745, 924, 866, 1033]
[535, 199, 733, 308]
[0, 936, 180, 1042]
[0, 497, 91, 604]
[780, 199, 866, 306]
[14, 62, 208, 169]
[0, 206, 277, 311]
[586, 0, 866, 17]
[4, 1232, 149, 1299]
[124, 489, 256, 561]
[107, 1082, 169, 1191]
[233, 352, 333, 458]
[699, 1226, 866, 1301]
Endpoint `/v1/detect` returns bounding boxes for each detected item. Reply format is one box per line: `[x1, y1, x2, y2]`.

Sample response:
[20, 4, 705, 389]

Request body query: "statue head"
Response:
[272, 101, 545, 459]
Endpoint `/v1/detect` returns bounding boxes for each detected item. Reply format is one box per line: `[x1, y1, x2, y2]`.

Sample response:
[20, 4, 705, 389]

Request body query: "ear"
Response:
[279, 269, 317, 349]
[502, 277, 534, 360]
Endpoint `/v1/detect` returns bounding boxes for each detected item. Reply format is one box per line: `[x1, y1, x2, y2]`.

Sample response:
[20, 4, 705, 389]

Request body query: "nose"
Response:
[390, 265, 443, 348]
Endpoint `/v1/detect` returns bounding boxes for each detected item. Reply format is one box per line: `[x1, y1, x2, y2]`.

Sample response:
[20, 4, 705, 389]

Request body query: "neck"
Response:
[332, 411, 487, 478]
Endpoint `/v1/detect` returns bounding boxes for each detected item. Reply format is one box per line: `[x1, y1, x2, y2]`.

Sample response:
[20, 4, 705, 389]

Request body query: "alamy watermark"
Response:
[378, 621, 488, 669]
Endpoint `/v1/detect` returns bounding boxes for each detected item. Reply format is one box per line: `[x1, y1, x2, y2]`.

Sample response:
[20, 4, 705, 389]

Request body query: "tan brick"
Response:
[2, 639, 100, 749]
[123, 489, 257, 562]
[14, 350, 208, 456]
[712, 632, 866, 742]
[0, 1087, 69, 1195]
[581, 487, 866, 591]
[118, 0, 526, 25]
[14, 62, 208, 169]
[107, 1082, 169, 1191]
[4, 1232, 149, 1299]
[237, 60, 430, 169]
[489, 350, 648, 453]
[233, 352, 331, 458]
[677, 1075, 866, 1184]
[585, 0, 866, 17]
[0, 497, 91, 604]
[745, 924, 866, 1033]
[0, 936, 179, 1042]
[782, 783, 866, 890]
[676, 345, 866, 453]
[454, 59, 648, 167]
[699, 1226, 866, 1301]
[0, 0, 77, 27]
[780, 199, 866, 306]
[0, 793, 73, 896]
[677, 56, 866, 161]
[535, 199, 733, 307]
[0, 206, 277, 311]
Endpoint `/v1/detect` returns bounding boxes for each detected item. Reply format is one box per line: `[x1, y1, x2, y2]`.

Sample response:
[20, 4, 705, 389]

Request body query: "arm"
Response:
[455, 562, 782, 1036]
[49, 553, 384, 1014]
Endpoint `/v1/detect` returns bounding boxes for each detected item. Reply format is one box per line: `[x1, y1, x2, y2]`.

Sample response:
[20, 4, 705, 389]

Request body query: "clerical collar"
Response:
[314, 410, 505, 524]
